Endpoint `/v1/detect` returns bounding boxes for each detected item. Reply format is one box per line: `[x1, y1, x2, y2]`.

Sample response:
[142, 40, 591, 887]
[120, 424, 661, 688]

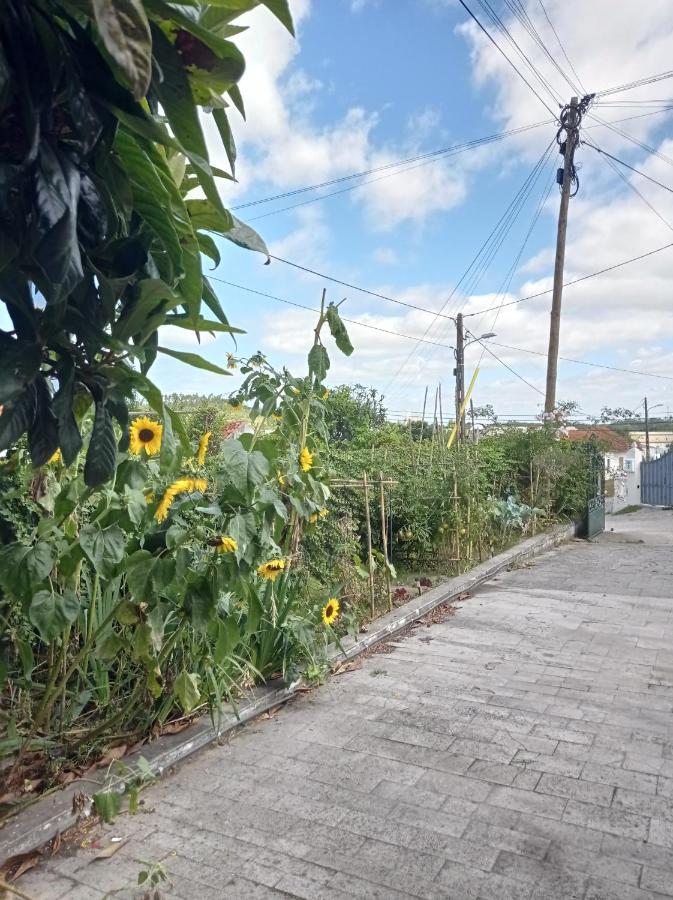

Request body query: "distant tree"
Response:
[323, 385, 386, 443]
[599, 407, 636, 423]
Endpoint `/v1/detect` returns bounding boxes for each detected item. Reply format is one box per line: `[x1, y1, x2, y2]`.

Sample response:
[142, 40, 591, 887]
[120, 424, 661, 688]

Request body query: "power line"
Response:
[599, 153, 673, 235]
[596, 70, 673, 99]
[474, 0, 563, 107]
[587, 114, 673, 171]
[464, 242, 673, 316]
[584, 142, 673, 196]
[231, 120, 551, 212]
[474, 338, 545, 395]
[534, 0, 587, 95]
[485, 340, 673, 382]
[455, 0, 558, 116]
[208, 276, 454, 348]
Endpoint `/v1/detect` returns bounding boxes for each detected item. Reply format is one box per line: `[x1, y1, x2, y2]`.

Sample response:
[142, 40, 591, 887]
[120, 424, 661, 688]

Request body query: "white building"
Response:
[564, 427, 642, 513]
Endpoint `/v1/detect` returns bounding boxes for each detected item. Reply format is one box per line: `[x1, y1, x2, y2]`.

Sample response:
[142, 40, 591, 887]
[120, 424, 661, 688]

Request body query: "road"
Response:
[17, 507, 673, 899]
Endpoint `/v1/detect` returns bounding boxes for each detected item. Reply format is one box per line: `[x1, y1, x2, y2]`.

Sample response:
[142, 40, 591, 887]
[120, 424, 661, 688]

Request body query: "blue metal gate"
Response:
[641, 450, 673, 506]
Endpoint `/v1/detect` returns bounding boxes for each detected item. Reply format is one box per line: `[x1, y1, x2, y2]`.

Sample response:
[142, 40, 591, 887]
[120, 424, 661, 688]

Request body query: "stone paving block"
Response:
[511, 769, 542, 790]
[582, 762, 659, 795]
[327, 870, 415, 899]
[531, 723, 595, 745]
[563, 799, 650, 841]
[487, 785, 567, 820]
[491, 851, 587, 898]
[649, 817, 673, 849]
[516, 813, 604, 851]
[584, 877, 662, 900]
[417, 768, 493, 802]
[513, 750, 585, 778]
[544, 843, 642, 885]
[640, 866, 673, 896]
[476, 871, 535, 900]
[613, 786, 673, 821]
[393, 800, 471, 838]
[535, 772, 615, 806]
[12, 870, 80, 900]
[449, 738, 516, 764]
[466, 760, 522, 785]
[472, 802, 521, 830]
[462, 820, 550, 859]
[371, 777, 446, 810]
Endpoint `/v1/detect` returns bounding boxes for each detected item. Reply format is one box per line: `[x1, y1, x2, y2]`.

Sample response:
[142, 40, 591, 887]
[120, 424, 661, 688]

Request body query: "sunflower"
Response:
[299, 447, 313, 472]
[322, 388, 329, 400]
[277, 470, 286, 487]
[197, 431, 212, 466]
[155, 477, 207, 523]
[211, 535, 237, 554]
[129, 417, 163, 456]
[257, 559, 285, 581]
[48, 449, 62, 464]
[322, 598, 340, 626]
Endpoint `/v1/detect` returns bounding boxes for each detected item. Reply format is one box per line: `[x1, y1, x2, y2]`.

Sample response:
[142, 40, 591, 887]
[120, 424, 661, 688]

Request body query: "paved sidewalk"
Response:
[18, 508, 673, 899]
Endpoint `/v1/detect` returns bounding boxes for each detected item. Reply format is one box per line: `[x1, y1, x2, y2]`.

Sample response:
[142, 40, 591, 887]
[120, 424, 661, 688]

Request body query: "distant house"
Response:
[221, 419, 252, 442]
[563, 427, 641, 512]
[628, 431, 673, 459]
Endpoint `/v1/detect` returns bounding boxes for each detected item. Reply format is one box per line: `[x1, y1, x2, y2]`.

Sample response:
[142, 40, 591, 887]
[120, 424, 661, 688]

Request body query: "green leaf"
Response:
[90, 0, 152, 99]
[326, 303, 354, 357]
[125, 550, 157, 599]
[174, 670, 201, 713]
[164, 314, 244, 334]
[0, 385, 37, 451]
[0, 334, 40, 406]
[260, 0, 295, 34]
[79, 524, 125, 573]
[115, 132, 184, 281]
[308, 345, 330, 382]
[52, 363, 83, 466]
[186, 581, 216, 632]
[25, 542, 55, 583]
[29, 589, 80, 643]
[212, 108, 236, 177]
[157, 346, 230, 376]
[113, 277, 178, 342]
[0, 545, 30, 599]
[151, 27, 227, 220]
[197, 233, 221, 267]
[28, 377, 59, 468]
[93, 790, 122, 824]
[221, 440, 269, 495]
[214, 616, 239, 664]
[222, 215, 269, 260]
[84, 402, 117, 486]
[226, 510, 256, 561]
[186, 199, 233, 234]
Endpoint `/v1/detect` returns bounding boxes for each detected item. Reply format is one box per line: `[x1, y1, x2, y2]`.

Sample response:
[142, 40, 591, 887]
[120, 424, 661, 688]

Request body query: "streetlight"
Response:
[454, 322, 497, 444]
[643, 400, 663, 460]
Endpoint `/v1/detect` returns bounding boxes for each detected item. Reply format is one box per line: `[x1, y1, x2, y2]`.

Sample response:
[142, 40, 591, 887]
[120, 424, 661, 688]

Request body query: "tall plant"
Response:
[0, 0, 291, 485]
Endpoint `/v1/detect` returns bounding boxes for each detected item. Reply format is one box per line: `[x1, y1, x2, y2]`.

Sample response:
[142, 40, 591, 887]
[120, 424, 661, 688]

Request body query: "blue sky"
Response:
[151, 0, 673, 421]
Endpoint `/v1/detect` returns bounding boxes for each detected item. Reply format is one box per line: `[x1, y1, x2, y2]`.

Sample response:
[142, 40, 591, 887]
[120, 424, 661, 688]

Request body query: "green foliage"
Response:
[0, 0, 284, 486]
[322, 385, 387, 444]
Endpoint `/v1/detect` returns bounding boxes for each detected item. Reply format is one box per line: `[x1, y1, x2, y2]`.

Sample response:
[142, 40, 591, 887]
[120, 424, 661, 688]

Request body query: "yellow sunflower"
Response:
[212, 535, 237, 554]
[197, 431, 212, 466]
[48, 449, 62, 464]
[155, 477, 207, 523]
[277, 470, 286, 487]
[322, 388, 329, 400]
[322, 598, 340, 626]
[299, 447, 313, 472]
[129, 417, 163, 456]
[257, 559, 285, 581]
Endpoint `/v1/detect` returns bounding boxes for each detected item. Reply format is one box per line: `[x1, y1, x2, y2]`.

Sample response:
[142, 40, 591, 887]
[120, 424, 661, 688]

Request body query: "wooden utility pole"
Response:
[454, 313, 465, 444]
[545, 96, 580, 414]
[644, 397, 650, 461]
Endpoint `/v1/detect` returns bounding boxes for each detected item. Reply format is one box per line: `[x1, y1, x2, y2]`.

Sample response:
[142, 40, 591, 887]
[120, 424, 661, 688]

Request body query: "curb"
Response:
[0, 521, 576, 866]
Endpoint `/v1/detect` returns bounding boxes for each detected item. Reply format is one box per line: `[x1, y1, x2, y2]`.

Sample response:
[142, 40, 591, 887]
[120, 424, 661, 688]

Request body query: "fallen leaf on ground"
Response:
[6, 851, 40, 881]
[332, 659, 362, 676]
[97, 745, 127, 768]
[95, 839, 128, 859]
[159, 720, 191, 735]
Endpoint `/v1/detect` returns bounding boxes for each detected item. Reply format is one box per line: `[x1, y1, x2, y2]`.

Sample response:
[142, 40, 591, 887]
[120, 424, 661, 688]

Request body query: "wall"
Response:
[605, 444, 643, 513]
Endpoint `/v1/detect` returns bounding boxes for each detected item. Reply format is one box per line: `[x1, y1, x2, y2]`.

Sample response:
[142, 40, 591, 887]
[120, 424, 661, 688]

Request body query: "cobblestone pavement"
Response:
[18, 508, 673, 899]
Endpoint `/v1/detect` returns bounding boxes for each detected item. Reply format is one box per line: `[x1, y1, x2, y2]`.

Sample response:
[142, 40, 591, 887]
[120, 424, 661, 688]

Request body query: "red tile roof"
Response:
[565, 427, 630, 453]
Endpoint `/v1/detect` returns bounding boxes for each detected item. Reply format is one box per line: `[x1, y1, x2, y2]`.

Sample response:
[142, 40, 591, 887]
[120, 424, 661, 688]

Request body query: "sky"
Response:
[128, 2, 673, 420]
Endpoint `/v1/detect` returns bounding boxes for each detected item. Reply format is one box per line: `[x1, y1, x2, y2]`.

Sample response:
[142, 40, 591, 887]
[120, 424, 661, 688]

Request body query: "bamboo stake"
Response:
[429, 386, 439, 469]
[416, 386, 428, 469]
[379, 471, 393, 611]
[363, 472, 375, 618]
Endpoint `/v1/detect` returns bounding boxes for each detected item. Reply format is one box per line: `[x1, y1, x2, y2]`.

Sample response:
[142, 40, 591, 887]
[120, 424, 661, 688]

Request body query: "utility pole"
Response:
[454, 313, 465, 444]
[544, 95, 591, 414]
[644, 397, 650, 461]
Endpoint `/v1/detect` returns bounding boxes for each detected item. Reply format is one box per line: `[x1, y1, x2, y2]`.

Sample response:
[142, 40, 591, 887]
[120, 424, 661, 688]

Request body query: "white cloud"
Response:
[372, 247, 399, 265]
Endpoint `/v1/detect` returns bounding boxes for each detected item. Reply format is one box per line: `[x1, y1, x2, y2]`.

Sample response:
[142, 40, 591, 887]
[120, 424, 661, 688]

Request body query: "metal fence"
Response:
[641, 450, 673, 506]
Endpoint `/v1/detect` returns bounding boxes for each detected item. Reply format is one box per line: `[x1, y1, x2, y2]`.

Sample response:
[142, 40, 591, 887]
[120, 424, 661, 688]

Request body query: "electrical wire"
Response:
[534, 0, 587, 95]
[596, 70, 673, 99]
[473, 338, 545, 395]
[207, 276, 454, 348]
[584, 142, 673, 196]
[455, 0, 558, 116]
[500, 0, 582, 97]
[463, 242, 673, 317]
[484, 340, 673, 381]
[231, 120, 551, 212]
[474, 0, 563, 107]
[599, 153, 673, 235]
[586, 114, 673, 172]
